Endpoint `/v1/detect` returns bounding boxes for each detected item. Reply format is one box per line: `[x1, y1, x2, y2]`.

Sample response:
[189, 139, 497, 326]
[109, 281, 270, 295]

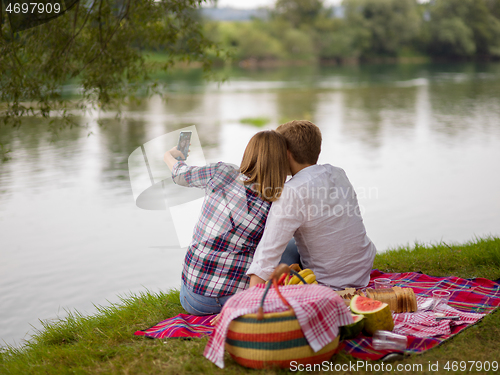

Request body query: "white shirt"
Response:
[247, 164, 377, 290]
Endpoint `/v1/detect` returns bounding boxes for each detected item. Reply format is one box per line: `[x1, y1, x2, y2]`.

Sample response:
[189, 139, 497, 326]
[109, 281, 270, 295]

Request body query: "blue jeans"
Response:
[279, 239, 303, 269]
[180, 282, 233, 316]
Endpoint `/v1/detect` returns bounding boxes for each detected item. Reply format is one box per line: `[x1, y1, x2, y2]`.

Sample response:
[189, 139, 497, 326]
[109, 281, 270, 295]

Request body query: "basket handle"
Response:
[256, 264, 309, 320]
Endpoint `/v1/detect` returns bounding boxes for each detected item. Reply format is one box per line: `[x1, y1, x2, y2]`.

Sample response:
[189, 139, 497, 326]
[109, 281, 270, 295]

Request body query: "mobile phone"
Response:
[176, 131, 192, 160]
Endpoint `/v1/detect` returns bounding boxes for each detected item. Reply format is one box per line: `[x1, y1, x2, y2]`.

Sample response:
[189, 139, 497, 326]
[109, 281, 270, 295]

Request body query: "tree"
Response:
[215, 21, 286, 62]
[0, 0, 218, 130]
[423, 0, 500, 58]
[343, 0, 420, 57]
[486, 0, 500, 19]
[465, 0, 500, 57]
[313, 16, 370, 61]
[273, 0, 328, 28]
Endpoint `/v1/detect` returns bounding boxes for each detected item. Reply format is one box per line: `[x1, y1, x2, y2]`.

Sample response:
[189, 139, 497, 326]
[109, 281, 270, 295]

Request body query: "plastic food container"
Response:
[372, 330, 407, 351]
[374, 278, 392, 289]
[432, 290, 451, 309]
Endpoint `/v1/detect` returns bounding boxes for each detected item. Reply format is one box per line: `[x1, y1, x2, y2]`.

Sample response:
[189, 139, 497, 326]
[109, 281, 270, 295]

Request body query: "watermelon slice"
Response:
[340, 314, 365, 340]
[350, 295, 394, 336]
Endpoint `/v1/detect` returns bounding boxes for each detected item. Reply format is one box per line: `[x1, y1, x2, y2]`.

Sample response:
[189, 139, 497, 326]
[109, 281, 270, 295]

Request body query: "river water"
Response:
[1, 63, 500, 347]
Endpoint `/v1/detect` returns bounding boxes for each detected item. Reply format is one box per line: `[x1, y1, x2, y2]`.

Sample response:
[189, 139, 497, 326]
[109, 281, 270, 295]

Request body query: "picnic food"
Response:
[365, 287, 417, 313]
[289, 263, 302, 273]
[340, 314, 365, 340]
[285, 269, 318, 285]
[335, 288, 366, 299]
[335, 288, 366, 306]
[350, 295, 394, 335]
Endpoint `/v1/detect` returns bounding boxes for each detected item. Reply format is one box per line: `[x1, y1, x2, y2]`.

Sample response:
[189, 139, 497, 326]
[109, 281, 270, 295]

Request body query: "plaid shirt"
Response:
[172, 161, 271, 297]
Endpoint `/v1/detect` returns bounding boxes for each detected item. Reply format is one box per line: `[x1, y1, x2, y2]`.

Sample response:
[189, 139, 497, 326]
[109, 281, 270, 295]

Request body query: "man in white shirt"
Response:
[247, 120, 377, 290]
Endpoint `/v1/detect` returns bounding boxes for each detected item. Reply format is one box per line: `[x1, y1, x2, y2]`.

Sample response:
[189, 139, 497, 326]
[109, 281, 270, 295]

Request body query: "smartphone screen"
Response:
[176, 131, 192, 160]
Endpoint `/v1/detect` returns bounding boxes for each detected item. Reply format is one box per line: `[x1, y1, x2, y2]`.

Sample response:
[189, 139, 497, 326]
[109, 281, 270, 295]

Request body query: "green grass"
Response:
[1, 236, 499, 374]
[239, 117, 271, 128]
[374, 235, 500, 280]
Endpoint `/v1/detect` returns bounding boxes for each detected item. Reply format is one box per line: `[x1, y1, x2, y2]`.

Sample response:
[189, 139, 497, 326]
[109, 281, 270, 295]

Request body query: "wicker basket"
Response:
[225, 303, 340, 369]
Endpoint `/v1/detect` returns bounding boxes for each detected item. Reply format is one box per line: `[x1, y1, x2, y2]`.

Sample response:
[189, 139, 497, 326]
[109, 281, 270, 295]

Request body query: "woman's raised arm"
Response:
[163, 147, 186, 171]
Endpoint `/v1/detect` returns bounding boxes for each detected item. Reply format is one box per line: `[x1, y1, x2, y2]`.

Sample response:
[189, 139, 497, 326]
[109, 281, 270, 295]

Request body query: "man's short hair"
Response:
[276, 120, 322, 165]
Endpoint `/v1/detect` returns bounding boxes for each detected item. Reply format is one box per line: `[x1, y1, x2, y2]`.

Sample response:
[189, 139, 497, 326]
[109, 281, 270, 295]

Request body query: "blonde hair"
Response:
[276, 120, 322, 165]
[240, 131, 288, 202]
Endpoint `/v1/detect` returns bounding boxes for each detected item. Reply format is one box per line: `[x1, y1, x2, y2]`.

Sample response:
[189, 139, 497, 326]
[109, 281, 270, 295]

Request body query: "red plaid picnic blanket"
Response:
[204, 283, 352, 368]
[134, 270, 499, 364]
[134, 314, 214, 339]
[343, 270, 500, 360]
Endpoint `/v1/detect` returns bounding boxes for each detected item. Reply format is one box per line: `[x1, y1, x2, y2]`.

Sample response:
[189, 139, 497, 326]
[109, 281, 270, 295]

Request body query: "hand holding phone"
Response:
[176, 131, 192, 160]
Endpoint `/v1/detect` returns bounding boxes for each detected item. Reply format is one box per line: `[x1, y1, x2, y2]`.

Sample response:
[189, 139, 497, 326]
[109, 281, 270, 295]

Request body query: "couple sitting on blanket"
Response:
[164, 120, 377, 316]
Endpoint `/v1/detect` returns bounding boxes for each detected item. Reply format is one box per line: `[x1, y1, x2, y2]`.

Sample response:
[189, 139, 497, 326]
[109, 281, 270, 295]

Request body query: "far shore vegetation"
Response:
[1, 235, 499, 374]
[200, 0, 500, 67]
[143, 0, 500, 70]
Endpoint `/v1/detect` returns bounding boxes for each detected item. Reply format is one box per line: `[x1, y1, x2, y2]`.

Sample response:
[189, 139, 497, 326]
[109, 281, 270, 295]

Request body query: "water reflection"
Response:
[428, 78, 500, 138]
[275, 89, 319, 122]
[341, 86, 418, 148]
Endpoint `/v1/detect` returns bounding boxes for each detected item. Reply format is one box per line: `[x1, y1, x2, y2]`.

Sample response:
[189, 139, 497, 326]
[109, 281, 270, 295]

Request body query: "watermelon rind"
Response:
[340, 314, 365, 340]
[350, 295, 387, 314]
[350, 295, 394, 336]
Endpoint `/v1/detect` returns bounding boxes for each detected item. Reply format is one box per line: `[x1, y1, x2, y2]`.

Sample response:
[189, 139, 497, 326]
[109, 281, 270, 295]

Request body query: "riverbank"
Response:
[143, 51, 433, 71]
[1, 236, 499, 374]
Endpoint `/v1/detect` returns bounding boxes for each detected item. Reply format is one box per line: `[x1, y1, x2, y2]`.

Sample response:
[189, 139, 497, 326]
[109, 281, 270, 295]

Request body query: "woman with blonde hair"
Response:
[164, 130, 288, 315]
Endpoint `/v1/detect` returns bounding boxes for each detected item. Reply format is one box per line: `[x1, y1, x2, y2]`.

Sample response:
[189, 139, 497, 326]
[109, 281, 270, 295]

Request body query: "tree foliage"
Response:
[343, 0, 420, 57]
[213, 21, 287, 61]
[273, 0, 328, 28]
[423, 0, 500, 58]
[0, 0, 217, 128]
[208, 0, 500, 64]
